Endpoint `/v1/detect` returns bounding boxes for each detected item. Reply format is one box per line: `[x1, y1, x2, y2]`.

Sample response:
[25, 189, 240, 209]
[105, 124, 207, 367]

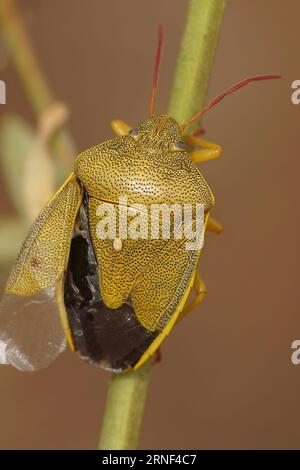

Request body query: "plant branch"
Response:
[99, 0, 225, 451]
[168, 0, 225, 133]
[99, 360, 152, 450]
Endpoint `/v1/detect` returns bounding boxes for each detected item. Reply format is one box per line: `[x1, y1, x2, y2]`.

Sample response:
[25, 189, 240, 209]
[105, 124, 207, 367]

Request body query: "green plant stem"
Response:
[0, 0, 75, 177]
[99, 360, 152, 450]
[168, 0, 225, 133]
[99, 0, 225, 451]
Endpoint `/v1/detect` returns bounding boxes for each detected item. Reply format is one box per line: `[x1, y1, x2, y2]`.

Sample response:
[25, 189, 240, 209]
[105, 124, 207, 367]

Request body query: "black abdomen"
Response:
[64, 196, 156, 372]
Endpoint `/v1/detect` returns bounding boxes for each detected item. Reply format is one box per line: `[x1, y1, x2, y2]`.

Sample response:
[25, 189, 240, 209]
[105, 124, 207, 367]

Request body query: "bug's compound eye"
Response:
[169, 141, 187, 152]
[128, 128, 139, 140]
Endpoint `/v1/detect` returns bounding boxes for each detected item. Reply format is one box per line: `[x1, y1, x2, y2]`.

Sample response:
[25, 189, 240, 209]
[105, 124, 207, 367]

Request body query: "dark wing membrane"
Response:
[0, 287, 66, 370]
[64, 196, 204, 372]
[64, 199, 157, 372]
[64, 195, 204, 372]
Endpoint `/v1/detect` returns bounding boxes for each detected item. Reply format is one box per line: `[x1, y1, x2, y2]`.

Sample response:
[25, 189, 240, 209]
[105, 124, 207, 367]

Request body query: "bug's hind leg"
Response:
[154, 347, 162, 364]
[176, 269, 206, 324]
[185, 133, 222, 163]
[111, 119, 132, 136]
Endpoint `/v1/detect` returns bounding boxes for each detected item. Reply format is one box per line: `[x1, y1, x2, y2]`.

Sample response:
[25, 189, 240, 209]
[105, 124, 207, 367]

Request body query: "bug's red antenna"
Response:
[179, 74, 281, 132]
[149, 25, 164, 116]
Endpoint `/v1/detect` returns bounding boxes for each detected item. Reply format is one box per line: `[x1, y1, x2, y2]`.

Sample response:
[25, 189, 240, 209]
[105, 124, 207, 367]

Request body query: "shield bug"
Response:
[0, 27, 280, 372]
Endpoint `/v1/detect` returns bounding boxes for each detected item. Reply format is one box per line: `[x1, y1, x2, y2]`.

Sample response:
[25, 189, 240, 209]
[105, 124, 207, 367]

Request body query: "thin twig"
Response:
[99, 361, 152, 450]
[168, 0, 225, 133]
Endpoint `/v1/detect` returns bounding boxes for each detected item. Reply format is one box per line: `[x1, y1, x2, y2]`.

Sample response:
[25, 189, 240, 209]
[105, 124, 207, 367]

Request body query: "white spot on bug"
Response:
[0, 339, 7, 363]
[113, 238, 123, 252]
[0, 80, 6, 104]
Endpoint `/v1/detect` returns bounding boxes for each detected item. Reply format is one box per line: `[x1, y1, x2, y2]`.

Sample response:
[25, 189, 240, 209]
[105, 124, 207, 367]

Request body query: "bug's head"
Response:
[130, 25, 183, 153]
[128, 114, 185, 153]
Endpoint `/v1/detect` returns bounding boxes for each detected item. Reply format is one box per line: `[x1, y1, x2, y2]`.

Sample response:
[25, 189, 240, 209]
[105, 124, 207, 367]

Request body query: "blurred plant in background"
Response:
[0, 0, 75, 276]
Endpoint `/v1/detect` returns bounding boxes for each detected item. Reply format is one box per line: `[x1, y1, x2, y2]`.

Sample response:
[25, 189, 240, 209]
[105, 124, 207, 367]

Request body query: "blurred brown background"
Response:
[0, 0, 299, 449]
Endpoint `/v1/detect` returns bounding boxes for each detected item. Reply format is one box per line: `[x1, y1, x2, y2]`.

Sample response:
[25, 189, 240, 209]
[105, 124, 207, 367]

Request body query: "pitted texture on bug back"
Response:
[75, 115, 214, 210]
[131, 216, 205, 332]
[88, 193, 205, 332]
[88, 197, 167, 310]
[63, 205, 158, 371]
[74, 115, 213, 333]
[5, 173, 82, 296]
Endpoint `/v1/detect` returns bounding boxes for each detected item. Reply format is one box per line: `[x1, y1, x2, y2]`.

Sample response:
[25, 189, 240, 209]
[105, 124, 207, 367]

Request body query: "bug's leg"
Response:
[206, 214, 223, 234]
[185, 134, 222, 163]
[154, 347, 162, 364]
[111, 119, 132, 136]
[176, 269, 206, 324]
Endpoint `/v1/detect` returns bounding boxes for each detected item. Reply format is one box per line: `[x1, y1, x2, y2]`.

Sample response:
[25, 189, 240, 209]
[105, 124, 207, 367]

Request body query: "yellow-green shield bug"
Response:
[0, 28, 280, 372]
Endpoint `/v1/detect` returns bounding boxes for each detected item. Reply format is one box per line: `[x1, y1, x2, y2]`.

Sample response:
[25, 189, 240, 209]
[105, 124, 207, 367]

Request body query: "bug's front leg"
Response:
[176, 269, 206, 324]
[185, 133, 222, 163]
[111, 119, 132, 136]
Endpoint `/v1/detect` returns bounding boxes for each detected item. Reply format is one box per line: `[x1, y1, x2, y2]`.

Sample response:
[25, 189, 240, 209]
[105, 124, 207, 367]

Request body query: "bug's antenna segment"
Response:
[149, 25, 164, 116]
[179, 74, 281, 132]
